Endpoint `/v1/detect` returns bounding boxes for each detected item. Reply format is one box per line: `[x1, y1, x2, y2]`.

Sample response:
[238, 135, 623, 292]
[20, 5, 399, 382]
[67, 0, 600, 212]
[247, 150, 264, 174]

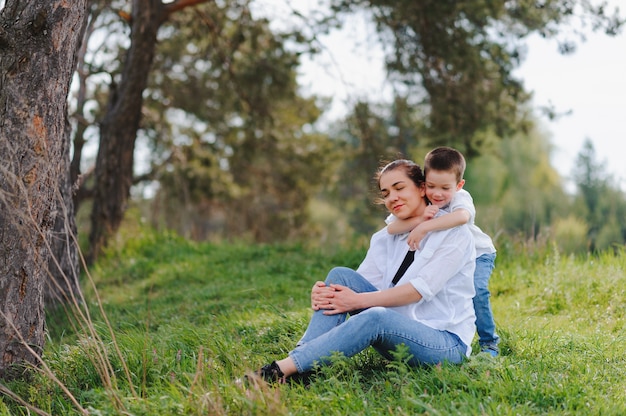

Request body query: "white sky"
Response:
[256, 0, 626, 191]
[517, 30, 626, 191]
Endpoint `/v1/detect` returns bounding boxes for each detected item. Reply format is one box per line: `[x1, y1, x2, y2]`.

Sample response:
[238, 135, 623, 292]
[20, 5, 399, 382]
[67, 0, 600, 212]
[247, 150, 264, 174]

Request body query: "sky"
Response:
[255, 0, 626, 192]
[517, 30, 626, 191]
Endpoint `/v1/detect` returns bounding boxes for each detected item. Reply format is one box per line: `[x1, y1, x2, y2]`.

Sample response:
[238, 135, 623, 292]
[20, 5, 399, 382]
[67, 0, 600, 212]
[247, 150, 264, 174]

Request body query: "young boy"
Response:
[386, 147, 500, 356]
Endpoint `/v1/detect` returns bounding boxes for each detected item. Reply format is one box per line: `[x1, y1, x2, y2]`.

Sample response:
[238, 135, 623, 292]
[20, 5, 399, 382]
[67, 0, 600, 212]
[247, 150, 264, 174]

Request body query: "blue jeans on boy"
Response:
[288, 266, 468, 374]
[473, 253, 499, 349]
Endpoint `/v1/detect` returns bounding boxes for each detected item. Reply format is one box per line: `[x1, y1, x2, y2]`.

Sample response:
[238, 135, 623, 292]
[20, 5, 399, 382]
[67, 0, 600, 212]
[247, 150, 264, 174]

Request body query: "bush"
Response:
[551, 215, 589, 254]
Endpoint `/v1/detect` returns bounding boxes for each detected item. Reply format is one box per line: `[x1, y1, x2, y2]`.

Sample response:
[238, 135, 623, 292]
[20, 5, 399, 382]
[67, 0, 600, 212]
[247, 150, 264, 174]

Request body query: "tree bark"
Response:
[0, 0, 88, 379]
[44, 117, 80, 308]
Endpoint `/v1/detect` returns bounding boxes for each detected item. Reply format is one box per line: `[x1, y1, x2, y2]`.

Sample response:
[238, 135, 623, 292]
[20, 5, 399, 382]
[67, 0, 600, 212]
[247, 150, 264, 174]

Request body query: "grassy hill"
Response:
[2, 231, 626, 415]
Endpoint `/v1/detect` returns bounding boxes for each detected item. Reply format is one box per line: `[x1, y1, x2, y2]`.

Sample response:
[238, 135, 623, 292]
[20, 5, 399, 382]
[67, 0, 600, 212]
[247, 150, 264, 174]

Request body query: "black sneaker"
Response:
[287, 370, 315, 388]
[257, 361, 285, 384]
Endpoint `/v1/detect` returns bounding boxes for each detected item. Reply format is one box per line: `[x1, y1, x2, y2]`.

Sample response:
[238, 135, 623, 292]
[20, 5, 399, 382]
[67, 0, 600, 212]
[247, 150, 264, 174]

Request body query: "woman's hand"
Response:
[311, 281, 335, 310]
[312, 282, 364, 314]
[320, 284, 361, 315]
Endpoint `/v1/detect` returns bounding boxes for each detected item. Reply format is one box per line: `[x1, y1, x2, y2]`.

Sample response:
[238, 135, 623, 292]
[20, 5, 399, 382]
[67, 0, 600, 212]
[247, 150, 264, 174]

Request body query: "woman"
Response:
[255, 159, 477, 383]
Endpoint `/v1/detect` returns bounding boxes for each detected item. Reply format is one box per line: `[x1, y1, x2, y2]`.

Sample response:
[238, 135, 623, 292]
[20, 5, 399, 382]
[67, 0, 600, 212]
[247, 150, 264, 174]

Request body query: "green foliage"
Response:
[74, 1, 336, 246]
[330, 0, 622, 157]
[329, 99, 424, 236]
[4, 234, 626, 414]
[552, 215, 589, 254]
[482, 128, 565, 238]
[71, 0, 626, 249]
[596, 219, 625, 252]
[144, 2, 336, 243]
[570, 139, 626, 252]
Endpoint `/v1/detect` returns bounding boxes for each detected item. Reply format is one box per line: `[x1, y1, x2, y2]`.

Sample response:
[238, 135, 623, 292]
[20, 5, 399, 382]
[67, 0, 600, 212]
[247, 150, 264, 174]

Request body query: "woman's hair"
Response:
[374, 159, 425, 203]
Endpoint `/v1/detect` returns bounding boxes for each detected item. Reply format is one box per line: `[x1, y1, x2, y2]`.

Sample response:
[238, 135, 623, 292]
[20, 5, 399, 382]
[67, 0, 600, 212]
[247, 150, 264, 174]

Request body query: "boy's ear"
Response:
[457, 179, 465, 191]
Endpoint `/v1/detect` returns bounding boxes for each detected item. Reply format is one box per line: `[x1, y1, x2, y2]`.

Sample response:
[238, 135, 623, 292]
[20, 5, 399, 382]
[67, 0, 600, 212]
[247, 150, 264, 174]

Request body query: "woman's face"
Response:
[379, 168, 426, 220]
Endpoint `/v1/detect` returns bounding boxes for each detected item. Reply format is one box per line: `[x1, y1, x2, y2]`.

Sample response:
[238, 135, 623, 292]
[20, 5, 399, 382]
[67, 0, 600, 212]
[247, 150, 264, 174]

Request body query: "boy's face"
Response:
[424, 169, 464, 208]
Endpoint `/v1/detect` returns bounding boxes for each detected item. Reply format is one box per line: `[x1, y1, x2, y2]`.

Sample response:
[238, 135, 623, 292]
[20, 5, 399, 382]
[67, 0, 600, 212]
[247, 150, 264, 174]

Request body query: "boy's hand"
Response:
[407, 206, 438, 250]
[407, 225, 427, 251]
[423, 205, 439, 220]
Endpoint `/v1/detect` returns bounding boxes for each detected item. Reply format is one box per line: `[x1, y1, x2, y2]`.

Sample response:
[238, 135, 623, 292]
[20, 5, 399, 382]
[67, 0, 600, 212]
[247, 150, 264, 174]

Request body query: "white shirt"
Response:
[357, 217, 477, 356]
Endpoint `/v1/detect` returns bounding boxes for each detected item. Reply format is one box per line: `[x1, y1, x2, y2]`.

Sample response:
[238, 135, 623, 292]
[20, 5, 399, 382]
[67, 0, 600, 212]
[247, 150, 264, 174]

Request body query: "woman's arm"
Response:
[408, 226, 475, 301]
[318, 283, 422, 315]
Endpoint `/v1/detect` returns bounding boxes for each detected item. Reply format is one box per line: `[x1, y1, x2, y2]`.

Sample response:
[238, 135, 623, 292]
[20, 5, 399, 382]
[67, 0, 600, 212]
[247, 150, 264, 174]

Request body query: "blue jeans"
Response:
[473, 253, 499, 346]
[289, 267, 468, 373]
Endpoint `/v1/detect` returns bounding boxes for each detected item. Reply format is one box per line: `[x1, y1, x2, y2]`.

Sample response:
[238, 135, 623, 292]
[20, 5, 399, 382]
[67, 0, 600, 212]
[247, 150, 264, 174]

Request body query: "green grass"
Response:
[2, 231, 626, 415]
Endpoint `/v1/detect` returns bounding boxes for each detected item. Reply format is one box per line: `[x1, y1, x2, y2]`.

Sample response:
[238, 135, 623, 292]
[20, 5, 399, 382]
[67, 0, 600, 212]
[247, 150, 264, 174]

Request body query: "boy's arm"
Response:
[407, 208, 470, 249]
[387, 205, 439, 235]
[387, 216, 423, 235]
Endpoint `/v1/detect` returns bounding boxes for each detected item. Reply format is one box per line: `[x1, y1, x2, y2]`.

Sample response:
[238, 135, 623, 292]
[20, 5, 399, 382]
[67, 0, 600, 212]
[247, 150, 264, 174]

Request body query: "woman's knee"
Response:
[326, 266, 355, 285]
[356, 306, 388, 325]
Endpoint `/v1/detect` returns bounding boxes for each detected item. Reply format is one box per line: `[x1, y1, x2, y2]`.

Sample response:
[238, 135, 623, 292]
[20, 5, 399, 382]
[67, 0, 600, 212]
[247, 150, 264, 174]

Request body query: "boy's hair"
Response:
[424, 146, 466, 183]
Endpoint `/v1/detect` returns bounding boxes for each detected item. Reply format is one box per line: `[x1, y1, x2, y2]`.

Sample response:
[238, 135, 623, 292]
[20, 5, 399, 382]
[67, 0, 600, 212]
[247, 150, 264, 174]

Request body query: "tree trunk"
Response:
[0, 0, 88, 380]
[88, 0, 165, 262]
[45, 118, 80, 308]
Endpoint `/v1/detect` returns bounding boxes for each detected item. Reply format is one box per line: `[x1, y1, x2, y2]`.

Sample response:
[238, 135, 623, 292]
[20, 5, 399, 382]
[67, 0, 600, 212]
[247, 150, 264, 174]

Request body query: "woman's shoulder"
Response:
[425, 219, 473, 246]
[371, 226, 392, 242]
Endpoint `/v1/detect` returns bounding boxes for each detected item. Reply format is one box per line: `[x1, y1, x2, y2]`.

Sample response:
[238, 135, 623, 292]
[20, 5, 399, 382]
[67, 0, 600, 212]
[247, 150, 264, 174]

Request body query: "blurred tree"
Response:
[87, 0, 211, 262]
[74, 0, 328, 258]
[115, 2, 331, 242]
[68, 0, 625, 258]
[476, 126, 566, 240]
[552, 215, 590, 254]
[310, 0, 623, 243]
[329, 0, 623, 158]
[0, 0, 88, 379]
[330, 98, 426, 235]
[572, 138, 626, 251]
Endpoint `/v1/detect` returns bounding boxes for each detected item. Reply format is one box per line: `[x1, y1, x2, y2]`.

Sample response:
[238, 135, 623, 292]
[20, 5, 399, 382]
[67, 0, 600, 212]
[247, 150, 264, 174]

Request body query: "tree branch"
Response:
[164, 0, 212, 18]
